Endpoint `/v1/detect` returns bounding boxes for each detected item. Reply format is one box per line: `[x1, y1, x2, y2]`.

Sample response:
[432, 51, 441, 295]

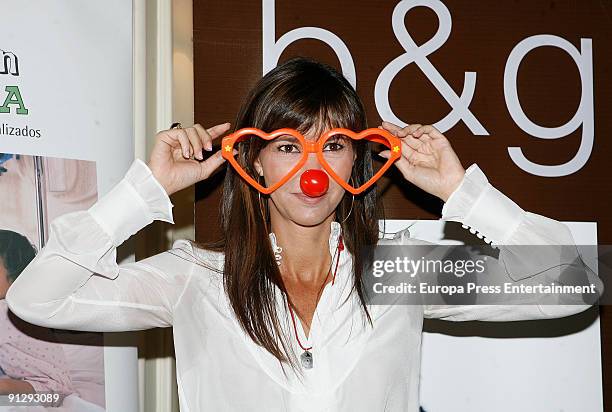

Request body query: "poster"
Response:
[0, 1, 138, 411]
[0, 154, 105, 411]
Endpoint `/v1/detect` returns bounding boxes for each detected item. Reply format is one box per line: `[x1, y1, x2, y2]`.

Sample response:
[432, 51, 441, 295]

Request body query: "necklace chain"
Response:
[286, 233, 344, 353]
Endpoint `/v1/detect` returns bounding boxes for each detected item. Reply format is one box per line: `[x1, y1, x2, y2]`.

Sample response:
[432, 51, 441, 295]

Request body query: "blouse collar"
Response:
[267, 220, 350, 315]
[268, 220, 342, 260]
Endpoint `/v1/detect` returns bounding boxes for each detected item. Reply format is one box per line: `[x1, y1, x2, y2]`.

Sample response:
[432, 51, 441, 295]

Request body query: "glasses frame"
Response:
[221, 127, 402, 195]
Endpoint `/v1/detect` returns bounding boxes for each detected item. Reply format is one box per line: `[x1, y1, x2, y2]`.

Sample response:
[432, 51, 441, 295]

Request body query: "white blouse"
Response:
[5, 159, 600, 412]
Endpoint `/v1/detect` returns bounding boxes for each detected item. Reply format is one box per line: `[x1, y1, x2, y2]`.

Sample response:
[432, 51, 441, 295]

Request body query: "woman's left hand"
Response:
[378, 121, 466, 202]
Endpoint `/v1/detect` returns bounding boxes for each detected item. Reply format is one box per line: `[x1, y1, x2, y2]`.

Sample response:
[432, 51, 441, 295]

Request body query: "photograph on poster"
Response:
[0, 153, 105, 411]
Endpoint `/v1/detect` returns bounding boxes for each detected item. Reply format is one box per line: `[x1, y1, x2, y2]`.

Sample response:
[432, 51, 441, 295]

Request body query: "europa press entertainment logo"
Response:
[0, 48, 41, 138]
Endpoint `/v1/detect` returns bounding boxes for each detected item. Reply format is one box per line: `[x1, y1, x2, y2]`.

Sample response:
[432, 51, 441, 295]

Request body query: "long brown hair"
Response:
[196, 56, 384, 372]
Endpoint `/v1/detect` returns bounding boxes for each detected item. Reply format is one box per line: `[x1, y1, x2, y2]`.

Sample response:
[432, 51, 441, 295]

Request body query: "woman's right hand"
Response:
[147, 122, 233, 196]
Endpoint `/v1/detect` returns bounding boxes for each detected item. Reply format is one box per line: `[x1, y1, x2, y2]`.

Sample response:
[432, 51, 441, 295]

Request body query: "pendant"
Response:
[300, 350, 313, 369]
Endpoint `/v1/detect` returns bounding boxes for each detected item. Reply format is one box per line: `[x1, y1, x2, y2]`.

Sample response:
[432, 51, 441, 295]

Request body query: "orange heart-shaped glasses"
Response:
[221, 127, 402, 195]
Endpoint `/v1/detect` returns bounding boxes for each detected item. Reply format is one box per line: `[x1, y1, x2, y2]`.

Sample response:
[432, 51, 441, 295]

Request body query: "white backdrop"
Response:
[0, 1, 138, 411]
[382, 219, 602, 412]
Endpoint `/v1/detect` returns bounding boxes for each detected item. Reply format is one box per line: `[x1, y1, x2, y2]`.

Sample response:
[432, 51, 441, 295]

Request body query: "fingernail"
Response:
[206, 142, 213, 151]
[196, 151, 203, 160]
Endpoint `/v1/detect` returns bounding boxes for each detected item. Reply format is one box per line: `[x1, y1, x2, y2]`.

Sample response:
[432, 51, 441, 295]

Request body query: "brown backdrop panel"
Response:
[193, 0, 611, 405]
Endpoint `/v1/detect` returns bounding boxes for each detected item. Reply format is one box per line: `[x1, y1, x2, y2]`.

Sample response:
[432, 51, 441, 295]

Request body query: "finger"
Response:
[399, 138, 435, 163]
[394, 127, 412, 138]
[185, 127, 204, 160]
[206, 122, 231, 138]
[419, 134, 433, 146]
[383, 121, 423, 139]
[400, 142, 419, 164]
[405, 124, 423, 135]
[194, 122, 231, 143]
[175, 130, 192, 158]
[379, 143, 428, 166]
[403, 145, 432, 166]
[427, 126, 445, 139]
[413, 125, 443, 138]
[380, 121, 407, 136]
[400, 134, 424, 151]
[194, 122, 231, 152]
[158, 132, 182, 150]
[379, 148, 419, 181]
[192, 124, 214, 152]
[412, 125, 430, 137]
[199, 149, 228, 180]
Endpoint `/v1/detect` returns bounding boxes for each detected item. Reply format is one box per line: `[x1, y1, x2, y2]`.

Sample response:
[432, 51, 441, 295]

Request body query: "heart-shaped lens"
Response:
[318, 128, 401, 194]
[222, 128, 308, 194]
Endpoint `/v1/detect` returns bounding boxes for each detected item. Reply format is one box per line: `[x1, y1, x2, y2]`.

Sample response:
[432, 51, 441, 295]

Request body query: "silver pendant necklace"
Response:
[288, 303, 314, 369]
[300, 350, 314, 369]
[288, 234, 344, 370]
[277, 230, 344, 369]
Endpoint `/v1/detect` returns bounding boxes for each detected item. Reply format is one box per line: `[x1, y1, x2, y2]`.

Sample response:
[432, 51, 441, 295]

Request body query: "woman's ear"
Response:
[254, 157, 264, 177]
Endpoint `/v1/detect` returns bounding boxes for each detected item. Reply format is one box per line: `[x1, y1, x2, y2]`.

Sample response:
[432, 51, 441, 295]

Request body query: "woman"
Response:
[5, 57, 599, 411]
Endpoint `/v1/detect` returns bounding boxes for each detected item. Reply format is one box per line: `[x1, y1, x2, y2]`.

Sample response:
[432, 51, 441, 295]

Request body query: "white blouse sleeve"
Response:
[5, 159, 198, 332]
[420, 163, 603, 321]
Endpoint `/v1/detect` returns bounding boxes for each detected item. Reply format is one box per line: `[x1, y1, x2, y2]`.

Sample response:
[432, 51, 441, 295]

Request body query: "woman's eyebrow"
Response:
[275, 135, 299, 143]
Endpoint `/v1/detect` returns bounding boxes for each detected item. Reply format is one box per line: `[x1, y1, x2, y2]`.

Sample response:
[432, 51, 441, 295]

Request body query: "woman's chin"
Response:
[289, 210, 334, 228]
[272, 191, 342, 226]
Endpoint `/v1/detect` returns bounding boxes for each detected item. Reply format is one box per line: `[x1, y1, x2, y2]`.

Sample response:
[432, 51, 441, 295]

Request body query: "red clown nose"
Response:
[300, 169, 329, 197]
